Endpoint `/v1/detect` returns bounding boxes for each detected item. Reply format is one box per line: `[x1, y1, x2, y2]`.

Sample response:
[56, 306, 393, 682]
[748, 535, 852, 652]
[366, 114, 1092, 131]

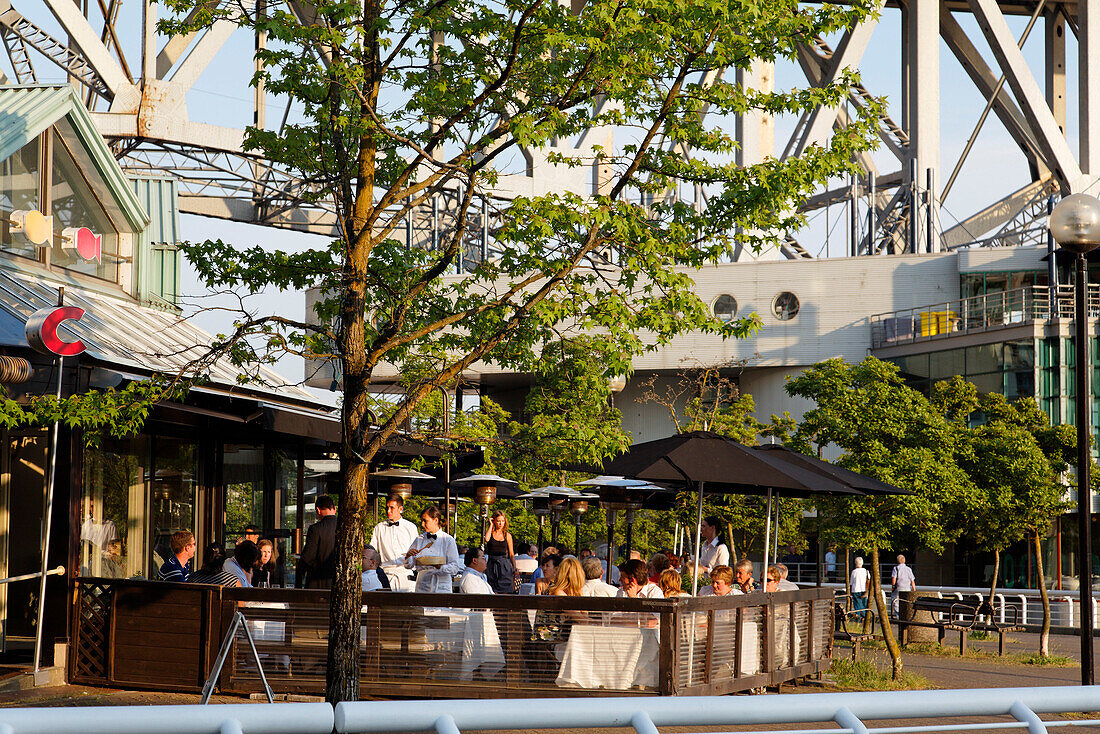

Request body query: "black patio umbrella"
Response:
[752, 444, 909, 496]
[750, 443, 911, 566]
[593, 431, 864, 592]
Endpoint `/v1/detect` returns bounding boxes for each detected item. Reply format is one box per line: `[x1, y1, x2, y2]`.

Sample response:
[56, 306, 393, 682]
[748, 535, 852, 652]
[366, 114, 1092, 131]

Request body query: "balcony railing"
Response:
[870, 284, 1100, 349]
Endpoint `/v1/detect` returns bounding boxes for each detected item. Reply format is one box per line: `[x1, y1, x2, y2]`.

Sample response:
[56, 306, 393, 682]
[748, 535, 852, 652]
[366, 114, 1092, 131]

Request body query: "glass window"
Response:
[223, 445, 264, 546]
[892, 354, 930, 380]
[965, 343, 1003, 374]
[150, 437, 197, 575]
[772, 292, 799, 321]
[50, 130, 119, 282]
[713, 294, 737, 322]
[82, 436, 149, 579]
[929, 348, 964, 380]
[0, 139, 40, 261]
[1003, 339, 1035, 370]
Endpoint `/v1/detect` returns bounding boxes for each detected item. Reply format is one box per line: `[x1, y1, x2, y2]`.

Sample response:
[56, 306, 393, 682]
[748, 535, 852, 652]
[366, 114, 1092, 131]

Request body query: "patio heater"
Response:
[368, 467, 435, 501]
[545, 487, 598, 555]
[577, 476, 653, 582]
[517, 489, 551, 554]
[452, 474, 518, 542]
[1050, 193, 1100, 687]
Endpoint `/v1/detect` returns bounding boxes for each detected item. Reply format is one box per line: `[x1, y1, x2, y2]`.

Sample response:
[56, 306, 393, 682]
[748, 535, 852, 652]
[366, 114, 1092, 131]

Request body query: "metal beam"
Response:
[40, 0, 129, 96]
[968, 0, 1083, 190]
[939, 4, 1043, 163]
[1081, 0, 1100, 174]
[940, 178, 1051, 247]
[789, 17, 879, 158]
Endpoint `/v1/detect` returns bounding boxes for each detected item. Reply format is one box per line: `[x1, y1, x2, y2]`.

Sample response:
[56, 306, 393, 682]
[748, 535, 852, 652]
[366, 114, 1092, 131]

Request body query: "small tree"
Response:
[637, 362, 807, 561]
[786, 357, 976, 679]
[952, 389, 1072, 657]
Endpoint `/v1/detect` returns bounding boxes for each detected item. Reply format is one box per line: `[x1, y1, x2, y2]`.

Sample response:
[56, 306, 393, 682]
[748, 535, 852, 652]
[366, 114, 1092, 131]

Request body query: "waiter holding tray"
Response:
[404, 505, 461, 593]
[370, 495, 419, 590]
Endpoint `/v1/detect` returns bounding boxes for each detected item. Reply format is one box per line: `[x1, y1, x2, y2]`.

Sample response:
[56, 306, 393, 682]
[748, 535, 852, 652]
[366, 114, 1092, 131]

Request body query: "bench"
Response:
[833, 599, 878, 661]
[906, 596, 1023, 655]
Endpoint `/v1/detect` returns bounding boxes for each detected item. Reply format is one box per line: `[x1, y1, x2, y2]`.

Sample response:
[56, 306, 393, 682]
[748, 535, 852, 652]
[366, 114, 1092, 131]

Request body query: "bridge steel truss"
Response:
[0, 0, 1094, 261]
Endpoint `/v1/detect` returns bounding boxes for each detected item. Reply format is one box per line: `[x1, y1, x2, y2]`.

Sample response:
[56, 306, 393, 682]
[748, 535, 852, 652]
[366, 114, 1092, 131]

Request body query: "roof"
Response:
[0, 268, 321, 406]
[0, 85, 148, 231]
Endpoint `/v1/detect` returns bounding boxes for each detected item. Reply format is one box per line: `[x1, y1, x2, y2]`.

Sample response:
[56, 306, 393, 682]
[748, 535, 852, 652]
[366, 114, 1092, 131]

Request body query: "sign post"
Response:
[24, 288, 85, 673]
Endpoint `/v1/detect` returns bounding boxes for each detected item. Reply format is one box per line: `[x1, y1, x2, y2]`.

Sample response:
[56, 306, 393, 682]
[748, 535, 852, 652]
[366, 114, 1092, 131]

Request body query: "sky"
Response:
[4, 0, 1074, 390]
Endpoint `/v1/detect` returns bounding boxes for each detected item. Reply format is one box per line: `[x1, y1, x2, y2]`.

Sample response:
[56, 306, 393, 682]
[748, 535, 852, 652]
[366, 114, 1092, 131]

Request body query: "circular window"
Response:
[772, 292, 800, 321]
[713, 294, 737, 322]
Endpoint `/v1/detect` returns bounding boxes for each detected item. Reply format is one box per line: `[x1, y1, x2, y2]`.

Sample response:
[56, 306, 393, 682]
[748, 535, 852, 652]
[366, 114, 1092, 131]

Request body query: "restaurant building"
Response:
[0, 84, 341, 666]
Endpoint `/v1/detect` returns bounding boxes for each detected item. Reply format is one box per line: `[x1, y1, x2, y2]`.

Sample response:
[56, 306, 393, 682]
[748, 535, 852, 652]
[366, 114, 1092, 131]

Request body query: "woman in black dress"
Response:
[483, 509, 518, 593]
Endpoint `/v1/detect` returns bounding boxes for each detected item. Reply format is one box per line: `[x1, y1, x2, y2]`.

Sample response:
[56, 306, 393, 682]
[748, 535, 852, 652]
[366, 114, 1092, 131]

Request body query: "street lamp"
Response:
[1050, 192, 1100, 686]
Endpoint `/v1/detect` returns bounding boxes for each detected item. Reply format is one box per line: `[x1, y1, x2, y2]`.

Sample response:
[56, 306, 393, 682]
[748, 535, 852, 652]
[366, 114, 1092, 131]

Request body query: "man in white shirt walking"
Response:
[891, 554, 916, 618]
[849, 556, 870, 620]
[370, 495, 419, 590]
[459, 547, 495, 594]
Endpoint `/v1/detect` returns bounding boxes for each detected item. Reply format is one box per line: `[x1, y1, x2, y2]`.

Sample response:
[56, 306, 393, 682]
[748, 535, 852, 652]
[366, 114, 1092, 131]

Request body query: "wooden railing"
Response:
[70, 580, 833, 697]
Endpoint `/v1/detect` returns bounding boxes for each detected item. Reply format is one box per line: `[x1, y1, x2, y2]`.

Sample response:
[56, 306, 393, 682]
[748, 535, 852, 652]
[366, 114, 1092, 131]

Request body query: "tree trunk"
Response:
[326, 461, 367, 703]
[1034, 531, 1051, 657]
[871, 547, 904, 679]
[987, 548, 1000, 619]
[726, 521, 736, 562]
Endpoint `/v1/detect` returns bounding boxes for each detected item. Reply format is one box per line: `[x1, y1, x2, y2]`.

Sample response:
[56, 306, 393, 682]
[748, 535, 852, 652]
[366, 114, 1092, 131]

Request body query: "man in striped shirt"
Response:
[160, 530, 195, 582]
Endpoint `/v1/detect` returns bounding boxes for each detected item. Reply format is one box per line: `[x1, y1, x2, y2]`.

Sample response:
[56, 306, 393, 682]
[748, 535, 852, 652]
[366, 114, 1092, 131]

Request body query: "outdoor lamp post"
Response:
[453, 474, 519, 545]
[1050, 192, 1100, 686]
[569, 497, 597, 557]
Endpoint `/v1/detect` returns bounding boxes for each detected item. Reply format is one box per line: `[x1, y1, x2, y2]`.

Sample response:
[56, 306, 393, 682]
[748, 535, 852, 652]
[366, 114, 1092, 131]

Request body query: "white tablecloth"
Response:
[423, 608, 505, 680]
[556, 624, 659, 690]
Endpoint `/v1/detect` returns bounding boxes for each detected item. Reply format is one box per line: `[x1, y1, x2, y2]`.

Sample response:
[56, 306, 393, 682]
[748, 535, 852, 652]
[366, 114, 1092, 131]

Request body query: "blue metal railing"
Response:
[336, 687, 1100, 734]
[0, 687, 1098, 733]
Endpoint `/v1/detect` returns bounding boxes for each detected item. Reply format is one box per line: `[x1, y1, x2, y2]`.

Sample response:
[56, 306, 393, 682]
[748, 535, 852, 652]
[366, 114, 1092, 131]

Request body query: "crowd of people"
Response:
[154, 501, 807, 600]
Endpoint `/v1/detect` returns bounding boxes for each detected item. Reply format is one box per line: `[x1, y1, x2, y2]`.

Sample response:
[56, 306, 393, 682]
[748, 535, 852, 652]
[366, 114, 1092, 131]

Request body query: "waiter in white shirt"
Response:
[404, 505, 461, 593]
[459, 547, 495, 594]
[370, 495, 419, 590]
[692, 515, 730, 581]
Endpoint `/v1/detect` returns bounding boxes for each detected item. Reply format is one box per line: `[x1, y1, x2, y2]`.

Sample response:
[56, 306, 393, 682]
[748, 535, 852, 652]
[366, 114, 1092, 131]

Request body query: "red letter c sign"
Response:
[25, 306, 87, 357]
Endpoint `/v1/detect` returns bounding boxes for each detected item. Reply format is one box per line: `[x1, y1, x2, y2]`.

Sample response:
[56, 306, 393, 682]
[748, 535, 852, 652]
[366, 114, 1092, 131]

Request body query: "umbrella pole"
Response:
[692, 482, 705, 596]
[773, 499, 781, 565]
[605, 510, 617, 583]
[761, 488, 773, 587]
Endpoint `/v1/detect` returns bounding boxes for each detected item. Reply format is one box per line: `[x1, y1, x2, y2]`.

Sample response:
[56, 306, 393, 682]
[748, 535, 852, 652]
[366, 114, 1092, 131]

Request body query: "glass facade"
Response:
[0, 121, 123, 282]
[888, 338, 1035, 400]
[80, 431, 321, 585]
[81, 436, 148, 579]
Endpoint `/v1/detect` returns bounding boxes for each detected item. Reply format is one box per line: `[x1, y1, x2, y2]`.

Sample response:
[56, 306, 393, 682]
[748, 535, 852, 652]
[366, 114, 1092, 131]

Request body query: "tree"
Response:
[785, 357, 976, 679]
[947, 386, 1072, 657]
[636, 362, 808, 562]
[159, 0, 881, 701]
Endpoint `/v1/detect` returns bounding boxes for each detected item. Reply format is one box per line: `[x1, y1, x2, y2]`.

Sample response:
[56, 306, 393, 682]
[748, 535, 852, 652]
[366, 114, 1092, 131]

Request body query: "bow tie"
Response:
[386, 521, 399, 527]
[425, 533, 437, 541]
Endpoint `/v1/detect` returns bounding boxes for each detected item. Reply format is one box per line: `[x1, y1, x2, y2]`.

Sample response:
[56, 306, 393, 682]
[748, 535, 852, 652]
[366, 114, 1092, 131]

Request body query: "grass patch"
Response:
[968, 630, 991, 641]
[1017, 653, 1075, 667]
[834, 639, 1076, 667]
[827, 657, 935, 691]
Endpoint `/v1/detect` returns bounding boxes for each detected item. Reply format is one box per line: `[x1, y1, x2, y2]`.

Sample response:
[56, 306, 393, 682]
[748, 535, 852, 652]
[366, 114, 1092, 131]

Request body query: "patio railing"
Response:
[69, 579, 833, 698]
[869, 284, 1100, 349]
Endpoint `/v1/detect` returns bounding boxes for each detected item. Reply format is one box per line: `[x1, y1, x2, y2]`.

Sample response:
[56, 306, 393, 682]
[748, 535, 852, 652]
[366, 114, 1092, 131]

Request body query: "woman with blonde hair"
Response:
[550, 556, 586, 597]
[659, 567, 686, 597]
[483, 509, 518, 593]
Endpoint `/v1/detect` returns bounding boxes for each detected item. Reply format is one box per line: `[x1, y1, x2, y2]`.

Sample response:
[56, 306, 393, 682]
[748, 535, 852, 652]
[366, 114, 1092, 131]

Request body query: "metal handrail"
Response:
[869, 284, 1100, 348]
[0, 702, 333, 733]
[0, 566, 64, 587]
[335, 687, 1100, 734]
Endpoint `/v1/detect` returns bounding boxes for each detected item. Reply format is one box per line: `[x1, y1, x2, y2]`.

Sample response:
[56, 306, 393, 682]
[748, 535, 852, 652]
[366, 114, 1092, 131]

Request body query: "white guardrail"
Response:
[0, 702, 333, 734]
[335, 688, 1100, 734]
[0, 688, 1097, 734]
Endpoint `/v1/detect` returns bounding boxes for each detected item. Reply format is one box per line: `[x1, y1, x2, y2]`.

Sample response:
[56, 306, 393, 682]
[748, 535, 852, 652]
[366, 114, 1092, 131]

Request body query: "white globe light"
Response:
[607, 374, 627, 393]
[1050, 194, 1100, 254]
